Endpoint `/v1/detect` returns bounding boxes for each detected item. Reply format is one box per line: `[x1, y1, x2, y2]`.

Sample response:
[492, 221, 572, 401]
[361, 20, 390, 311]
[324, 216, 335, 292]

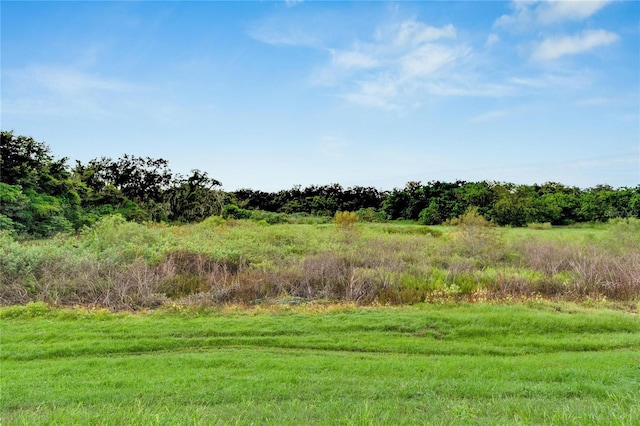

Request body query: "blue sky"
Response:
[2, 1, 638, 191]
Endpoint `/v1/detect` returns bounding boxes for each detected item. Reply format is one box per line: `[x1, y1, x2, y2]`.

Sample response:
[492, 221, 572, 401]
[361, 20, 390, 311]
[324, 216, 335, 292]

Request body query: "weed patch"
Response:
[1, 219, 639, 309]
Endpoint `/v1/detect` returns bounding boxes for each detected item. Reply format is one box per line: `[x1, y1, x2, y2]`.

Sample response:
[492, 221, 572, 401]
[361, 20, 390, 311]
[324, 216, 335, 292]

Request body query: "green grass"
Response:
[2, 302, 639, 424]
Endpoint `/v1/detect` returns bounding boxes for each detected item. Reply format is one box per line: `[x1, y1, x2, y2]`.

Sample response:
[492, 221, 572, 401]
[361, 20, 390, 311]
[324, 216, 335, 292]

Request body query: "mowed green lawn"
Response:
[2, 302, 639, 425]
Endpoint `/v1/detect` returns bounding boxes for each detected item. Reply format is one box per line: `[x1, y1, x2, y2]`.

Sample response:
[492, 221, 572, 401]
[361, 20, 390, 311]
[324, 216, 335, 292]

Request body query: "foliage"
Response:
[444, 206, 493, 227]
[334, 211, 359, 229]
[355, 207, 387, 222]
[1, 132, 230, 236]
[2, 131, 639, 237]
[234, 184, 385, 216]
[165, 169, 223, 223]
[1, 131, 86, 236]
[222, 204, 252, 220]
[1, 131, 70, 192]
[528, 222, 553, 230]
[2, 220, 639, 309]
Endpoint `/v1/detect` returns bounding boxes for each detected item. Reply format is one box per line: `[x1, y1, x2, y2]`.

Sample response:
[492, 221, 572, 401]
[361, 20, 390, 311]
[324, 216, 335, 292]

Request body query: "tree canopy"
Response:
[1, 130, 638, 238]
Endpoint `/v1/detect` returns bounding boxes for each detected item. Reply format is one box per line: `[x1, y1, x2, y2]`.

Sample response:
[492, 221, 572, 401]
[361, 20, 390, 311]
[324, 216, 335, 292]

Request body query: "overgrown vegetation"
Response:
[2, 131, 638, 424]
[1, 213, 638, 310]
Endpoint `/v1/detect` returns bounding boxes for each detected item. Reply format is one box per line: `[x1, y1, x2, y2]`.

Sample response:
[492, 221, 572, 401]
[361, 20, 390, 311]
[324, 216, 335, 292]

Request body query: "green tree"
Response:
[489, 184, 530, 226]
[166, 170, 223, 222]
[1, 131, 85, 235]
[1, 131, 69, 191]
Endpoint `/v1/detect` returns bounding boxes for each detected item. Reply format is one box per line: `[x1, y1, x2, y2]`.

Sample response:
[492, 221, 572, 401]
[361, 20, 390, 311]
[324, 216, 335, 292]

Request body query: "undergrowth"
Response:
[1, 215, 638, 310]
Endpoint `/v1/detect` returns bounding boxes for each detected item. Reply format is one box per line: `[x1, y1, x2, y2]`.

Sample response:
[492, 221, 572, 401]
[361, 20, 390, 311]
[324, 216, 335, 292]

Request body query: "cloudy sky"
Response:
[2, 1, 638, 191]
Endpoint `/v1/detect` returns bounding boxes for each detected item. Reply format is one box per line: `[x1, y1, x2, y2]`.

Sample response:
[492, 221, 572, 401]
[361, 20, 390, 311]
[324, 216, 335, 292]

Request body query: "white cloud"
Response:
[400, 44, 466, 77]
[537, 0, 613, 25]
[495, 0, 614, 30]
[247, 21, 319, 47]
[331, 49, 379, 71]
[531, 29, 619, 61]
[15, 65, 136, 95]
[311, 19, 477, 108]
[389, 21, 456, 46]
[470, 109, 511, 122]
[1, 64, 161, 120]
[341, 77, 400, 110]
[485, 34, 500, 47]
[509, 72, 592, 90]
[285, 0, 303, 7]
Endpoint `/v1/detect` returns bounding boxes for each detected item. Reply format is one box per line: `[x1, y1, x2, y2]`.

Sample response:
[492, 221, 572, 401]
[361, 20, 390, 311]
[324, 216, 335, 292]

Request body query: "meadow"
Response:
[2, 301, 639, 425]
[1, 214, 639, 309]
[2, 217, 639, 424]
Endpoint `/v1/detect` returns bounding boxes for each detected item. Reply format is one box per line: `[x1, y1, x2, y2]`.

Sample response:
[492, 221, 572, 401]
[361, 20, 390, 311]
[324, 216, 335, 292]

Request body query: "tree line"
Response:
[1, 131, 638, 237]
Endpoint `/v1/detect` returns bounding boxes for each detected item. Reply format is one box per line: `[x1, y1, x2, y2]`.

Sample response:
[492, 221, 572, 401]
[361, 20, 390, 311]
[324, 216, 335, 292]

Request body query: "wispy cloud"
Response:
[536, 0, 613, 25]
[485, 34, 500, 48]
[12, 65, 138, 95]
[250, 4, 626, 109]
[531, 29, 619, 61]
[331, 49, 379, 71]
[2, 64, 149, 119]
[574, 97, 617, 106]
[247, 13, 324, 47]
[509, 72, 592, 90]
[495, 0, 614, 30]
[310, 19, 487, 108]
[470, 109, 511, 123]
[388, 21, 456, 46]
[341, 78, 400, 110]
[248, 25, 318, 47]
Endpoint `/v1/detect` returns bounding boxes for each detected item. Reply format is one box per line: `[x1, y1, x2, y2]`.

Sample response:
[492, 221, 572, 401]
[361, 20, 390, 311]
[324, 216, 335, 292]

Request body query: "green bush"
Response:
[445, 206, 493, 227]
[80, 214, 166, 263]
[222, 205, 252, 220]
[0, 214, 18, 235]
[249, 210, 288, 224]
[356, 208, 387, 223]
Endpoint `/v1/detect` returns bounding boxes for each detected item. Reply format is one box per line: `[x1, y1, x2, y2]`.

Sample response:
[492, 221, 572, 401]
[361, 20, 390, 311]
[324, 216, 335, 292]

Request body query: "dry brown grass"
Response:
[1, 219, 639, 310]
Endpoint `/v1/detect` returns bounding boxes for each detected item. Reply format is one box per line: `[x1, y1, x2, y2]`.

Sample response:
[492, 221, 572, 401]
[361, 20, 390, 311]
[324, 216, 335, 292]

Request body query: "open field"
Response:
[1, 216, 639, 309]
[2, 302, 640, 425]
[2, 217, 639, 423]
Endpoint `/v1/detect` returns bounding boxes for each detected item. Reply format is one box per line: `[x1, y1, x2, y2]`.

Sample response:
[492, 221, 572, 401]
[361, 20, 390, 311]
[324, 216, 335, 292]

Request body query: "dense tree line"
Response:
[232, 184, 384, 217]
[232, 180, 639, 226]
[1, 131, 224, 236]
[1, 131, 638, 237]
[379, 180, 639, 225]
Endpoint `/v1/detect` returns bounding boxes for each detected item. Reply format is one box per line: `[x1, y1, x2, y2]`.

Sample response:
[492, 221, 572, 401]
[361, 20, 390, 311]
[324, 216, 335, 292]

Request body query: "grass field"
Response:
[2, 302, 639, 425]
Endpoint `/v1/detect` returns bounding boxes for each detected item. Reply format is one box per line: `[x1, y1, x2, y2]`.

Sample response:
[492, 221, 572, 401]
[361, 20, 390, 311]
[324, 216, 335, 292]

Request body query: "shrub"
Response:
[222, 205, 252, 220]
[198, 215, 226, 228]
[381, 226, 442, 237]
[527, 222, 553, 230]
[516, 238, 574, 276]
[249, 210, 288, 224]
[445, 206, 493, 227]
[334, 211, 359, 229]
[356, 208, 387, 223]
[80, 214, 165, 263]
[449, 217, 505, 265]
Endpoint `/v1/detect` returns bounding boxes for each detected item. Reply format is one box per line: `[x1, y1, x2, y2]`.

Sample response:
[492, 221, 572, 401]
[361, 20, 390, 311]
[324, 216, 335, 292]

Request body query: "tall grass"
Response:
[1, 215, 638, 309]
